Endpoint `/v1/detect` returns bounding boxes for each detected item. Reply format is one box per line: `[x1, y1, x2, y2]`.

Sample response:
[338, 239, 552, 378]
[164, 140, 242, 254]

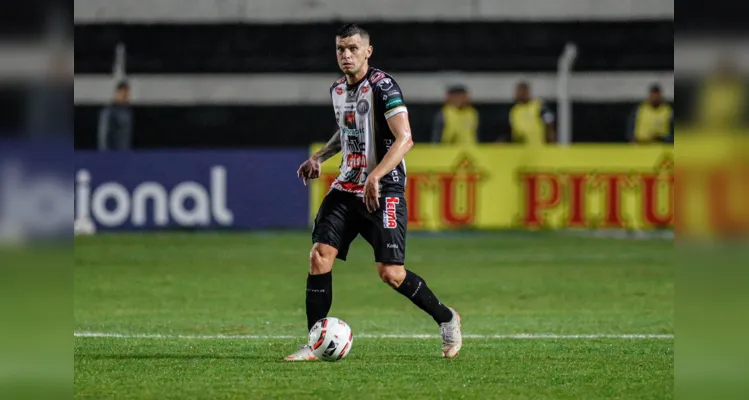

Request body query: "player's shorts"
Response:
[312, 189, 407, 265]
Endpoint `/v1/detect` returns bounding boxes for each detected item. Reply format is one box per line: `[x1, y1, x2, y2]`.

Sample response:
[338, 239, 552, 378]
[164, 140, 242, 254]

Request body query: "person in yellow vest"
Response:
[431, 85, 479, 145]
[627, 84, 673, 144]
[695, 57, 746, 132]
[503, 82, 556, 145]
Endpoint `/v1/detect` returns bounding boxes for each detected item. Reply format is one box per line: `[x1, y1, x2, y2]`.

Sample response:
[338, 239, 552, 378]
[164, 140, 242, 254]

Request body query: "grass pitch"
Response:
[74, 231, 673, 399]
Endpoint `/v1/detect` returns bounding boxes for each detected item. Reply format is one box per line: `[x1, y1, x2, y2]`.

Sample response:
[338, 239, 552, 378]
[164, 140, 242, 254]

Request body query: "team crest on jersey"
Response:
[356, 99, 370, 115]
[335, 87, 343, 95]
[361, 85, 370, 94]
[383, 197, 400, 229]
[370, 71, 386, 83]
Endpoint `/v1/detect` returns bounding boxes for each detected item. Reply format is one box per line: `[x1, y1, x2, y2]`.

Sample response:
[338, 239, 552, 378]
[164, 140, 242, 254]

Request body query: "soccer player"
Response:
[287, 23, 462, 360]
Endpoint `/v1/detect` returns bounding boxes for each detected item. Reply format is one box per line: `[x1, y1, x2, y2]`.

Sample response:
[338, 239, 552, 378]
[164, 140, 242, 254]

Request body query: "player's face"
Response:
[336, 35, 372, 76]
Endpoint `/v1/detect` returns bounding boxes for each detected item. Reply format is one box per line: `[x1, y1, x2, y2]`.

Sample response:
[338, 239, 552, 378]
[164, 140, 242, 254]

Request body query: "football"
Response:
[307, 317, 353, 362]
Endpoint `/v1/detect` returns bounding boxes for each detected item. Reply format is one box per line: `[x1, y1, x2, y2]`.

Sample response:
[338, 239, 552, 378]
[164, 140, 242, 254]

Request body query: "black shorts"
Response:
[312, 189, 407, 265]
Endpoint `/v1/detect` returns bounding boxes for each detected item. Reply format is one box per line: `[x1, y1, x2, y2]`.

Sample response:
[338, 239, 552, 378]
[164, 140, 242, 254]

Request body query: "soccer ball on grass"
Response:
[308, 317, 353, 362]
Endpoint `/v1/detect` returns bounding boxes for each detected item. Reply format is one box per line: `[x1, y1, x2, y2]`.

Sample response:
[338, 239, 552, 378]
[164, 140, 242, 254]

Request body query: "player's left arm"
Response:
[363, 77, 414, 211]
[364, 112, 413, 211]
[370, 113, 414, 180]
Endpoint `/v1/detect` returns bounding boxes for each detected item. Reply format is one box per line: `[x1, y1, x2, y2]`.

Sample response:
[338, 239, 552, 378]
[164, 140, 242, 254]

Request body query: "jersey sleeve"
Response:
[373, 76, 408, 119]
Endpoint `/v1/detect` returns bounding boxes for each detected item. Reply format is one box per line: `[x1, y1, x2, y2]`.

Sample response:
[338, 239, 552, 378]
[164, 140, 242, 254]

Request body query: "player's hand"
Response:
[363, 173, 381, 212]
[297, 157, 321, 186]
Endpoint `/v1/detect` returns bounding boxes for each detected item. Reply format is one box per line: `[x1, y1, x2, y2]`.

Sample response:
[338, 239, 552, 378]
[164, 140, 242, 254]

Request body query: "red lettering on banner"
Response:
[599, 174, 627, 228]
[322, 174, 337, 190]
[439, 173, 480, 226]
[384, 197, 399, 229]
[705, 168, 749, 234]
[404, 173, 428, 227]
[566, 174, 587, 227]
[522, 174, 561, 227]
[641, 174, 674, 227]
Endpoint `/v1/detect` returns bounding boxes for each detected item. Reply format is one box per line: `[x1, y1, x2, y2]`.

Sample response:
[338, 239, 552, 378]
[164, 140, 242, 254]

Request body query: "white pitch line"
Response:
[74, 332, 673, 340]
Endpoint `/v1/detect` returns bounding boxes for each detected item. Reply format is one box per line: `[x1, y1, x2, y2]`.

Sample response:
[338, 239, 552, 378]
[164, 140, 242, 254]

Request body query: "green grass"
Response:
[74, 231, 673, 399]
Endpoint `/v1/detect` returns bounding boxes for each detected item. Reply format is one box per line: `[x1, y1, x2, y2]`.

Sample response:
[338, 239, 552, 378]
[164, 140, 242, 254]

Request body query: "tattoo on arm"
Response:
[313, 130, 342, 162]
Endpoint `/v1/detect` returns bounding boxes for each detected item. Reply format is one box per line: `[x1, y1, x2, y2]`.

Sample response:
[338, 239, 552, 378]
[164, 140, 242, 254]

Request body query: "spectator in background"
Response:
[627, 84, 673, 144]
[500, 82, 556, 145]
[431, 84, 479, 145]
[98, 81, 133, 151]
[694, 56, 746, 131]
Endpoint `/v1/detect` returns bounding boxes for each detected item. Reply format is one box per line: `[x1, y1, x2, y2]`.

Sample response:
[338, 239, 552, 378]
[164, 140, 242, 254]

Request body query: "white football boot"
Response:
[440, 307, 462, 358]
[284, 344, 318, 361]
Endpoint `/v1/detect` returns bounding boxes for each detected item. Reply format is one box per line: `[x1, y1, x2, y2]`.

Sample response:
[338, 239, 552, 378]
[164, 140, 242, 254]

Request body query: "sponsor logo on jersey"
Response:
[345, 111, 355, 125]
[346, 153, 368, 169]
[377, 78, 393, 91]
[356, 99, 370, 115]
[385, 98, 403, 109]
[335, 87, 343, 95]
[383, 197, 400, 229]
[342, 127, 364, 137]
[346, 137, 365, 152]
[361, 85, 370, 94]
[370, 71, 386, 83]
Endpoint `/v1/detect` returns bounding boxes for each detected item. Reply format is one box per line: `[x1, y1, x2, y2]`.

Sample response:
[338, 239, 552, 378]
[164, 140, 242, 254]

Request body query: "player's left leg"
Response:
[360, 194, 462, 358]
[377, 263, 462, 358]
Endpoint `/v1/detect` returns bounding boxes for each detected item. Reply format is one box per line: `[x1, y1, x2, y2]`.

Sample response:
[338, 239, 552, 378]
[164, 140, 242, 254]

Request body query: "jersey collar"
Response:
[346, 67, 373, 89]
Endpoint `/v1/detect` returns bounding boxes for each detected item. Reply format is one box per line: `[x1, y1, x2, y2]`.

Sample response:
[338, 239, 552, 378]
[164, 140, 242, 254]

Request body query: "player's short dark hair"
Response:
[649, 83, 662, 93]
[517, 81, 530, 90]
[116, 81, 130, 91]
[336, 23, 369, 40]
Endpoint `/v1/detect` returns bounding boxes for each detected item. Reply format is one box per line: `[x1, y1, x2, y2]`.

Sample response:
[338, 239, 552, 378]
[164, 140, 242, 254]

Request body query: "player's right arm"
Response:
[297, 129, 341, 185]
[312, 129, 342, 162]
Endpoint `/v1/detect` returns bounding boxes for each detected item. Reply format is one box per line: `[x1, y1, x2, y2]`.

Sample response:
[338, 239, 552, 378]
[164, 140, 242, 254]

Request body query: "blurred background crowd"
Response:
[68, 0, 682, 150]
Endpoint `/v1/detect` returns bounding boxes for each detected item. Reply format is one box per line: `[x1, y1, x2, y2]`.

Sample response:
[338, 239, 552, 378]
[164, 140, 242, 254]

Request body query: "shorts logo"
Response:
[356, 99, 370, 115]
[383, 197, 399, 229]
[335, 87, 343, 95]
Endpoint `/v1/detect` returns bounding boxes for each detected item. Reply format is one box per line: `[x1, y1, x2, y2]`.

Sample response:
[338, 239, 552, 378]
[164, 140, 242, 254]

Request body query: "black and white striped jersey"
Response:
[329, 67, 408, 196]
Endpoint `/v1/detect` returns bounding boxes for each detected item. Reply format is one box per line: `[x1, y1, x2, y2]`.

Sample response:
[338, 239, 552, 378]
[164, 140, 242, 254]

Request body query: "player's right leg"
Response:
[285, 243, 337, 361]
[285, 190, 358, 361]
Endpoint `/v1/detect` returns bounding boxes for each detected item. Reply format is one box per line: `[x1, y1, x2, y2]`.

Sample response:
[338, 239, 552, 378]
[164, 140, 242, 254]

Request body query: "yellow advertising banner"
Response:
[310, 144, 676, 231]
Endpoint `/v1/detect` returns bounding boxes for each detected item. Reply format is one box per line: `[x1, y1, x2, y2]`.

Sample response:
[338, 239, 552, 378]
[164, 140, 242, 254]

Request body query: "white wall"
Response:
[74, 0, 674, 23]
[74, 72, 675, 105]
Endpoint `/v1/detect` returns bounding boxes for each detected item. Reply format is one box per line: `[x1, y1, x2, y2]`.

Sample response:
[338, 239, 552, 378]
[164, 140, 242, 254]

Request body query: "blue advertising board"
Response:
[74, 149, 310, 230]
[0, 139, 72, 239]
